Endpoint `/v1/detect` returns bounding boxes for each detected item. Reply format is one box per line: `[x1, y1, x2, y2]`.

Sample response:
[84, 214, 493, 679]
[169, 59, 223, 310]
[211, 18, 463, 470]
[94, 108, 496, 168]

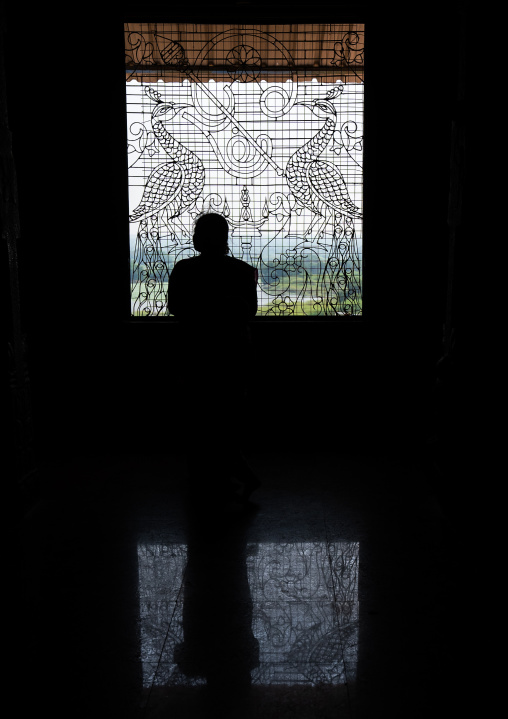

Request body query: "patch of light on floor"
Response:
[137, 541, 359, 688]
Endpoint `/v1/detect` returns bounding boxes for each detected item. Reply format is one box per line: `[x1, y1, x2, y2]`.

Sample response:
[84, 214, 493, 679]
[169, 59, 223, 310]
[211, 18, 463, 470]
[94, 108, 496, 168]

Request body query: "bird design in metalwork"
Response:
[285, 98, 362, 234]
[129, 89, 205, 223]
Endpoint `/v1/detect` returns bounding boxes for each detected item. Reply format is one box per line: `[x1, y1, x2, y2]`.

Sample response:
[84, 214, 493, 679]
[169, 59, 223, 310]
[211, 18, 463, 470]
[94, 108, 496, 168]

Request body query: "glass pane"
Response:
[125, 24, 364, 317]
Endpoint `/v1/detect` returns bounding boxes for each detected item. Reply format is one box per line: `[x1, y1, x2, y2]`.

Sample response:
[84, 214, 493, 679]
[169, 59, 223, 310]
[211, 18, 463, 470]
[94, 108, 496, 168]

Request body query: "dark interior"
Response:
[5, 3, 480, 718]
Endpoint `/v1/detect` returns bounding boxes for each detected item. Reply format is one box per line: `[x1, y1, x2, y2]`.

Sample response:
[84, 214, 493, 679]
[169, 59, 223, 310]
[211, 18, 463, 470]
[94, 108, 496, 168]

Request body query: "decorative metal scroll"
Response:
[126, 25, 364, 316]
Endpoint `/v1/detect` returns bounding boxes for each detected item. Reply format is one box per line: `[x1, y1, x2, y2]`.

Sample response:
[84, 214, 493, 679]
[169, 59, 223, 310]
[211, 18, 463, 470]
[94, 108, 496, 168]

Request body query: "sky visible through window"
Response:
[126, 25, 364, 317]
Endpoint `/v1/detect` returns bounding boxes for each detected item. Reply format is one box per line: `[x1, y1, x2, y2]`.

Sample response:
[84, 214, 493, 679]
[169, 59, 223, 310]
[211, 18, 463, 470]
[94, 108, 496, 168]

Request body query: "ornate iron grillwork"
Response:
[125, 24, 364, 317]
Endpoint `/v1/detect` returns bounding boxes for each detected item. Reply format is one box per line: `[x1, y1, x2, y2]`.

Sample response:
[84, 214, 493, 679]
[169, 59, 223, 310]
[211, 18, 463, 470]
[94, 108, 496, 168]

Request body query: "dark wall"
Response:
[3, 3, 469, 462]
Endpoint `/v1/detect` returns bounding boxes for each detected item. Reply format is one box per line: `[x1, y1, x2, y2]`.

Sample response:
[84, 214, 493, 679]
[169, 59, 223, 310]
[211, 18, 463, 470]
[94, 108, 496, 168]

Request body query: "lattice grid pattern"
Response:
[125, 24, 364, 317]
[137, 541, 359, 687]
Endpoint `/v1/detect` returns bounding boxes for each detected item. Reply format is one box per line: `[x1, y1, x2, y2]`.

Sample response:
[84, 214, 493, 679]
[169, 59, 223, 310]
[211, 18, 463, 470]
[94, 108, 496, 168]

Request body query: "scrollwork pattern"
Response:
[137, 541, 359, 688]
[126, 26, 364, 316]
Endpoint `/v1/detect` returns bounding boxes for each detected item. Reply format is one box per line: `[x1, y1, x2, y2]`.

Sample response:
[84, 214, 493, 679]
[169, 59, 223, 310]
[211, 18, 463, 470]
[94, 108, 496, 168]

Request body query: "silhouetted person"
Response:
[167, 213, 260, 505]
[175, 507, 260, 716]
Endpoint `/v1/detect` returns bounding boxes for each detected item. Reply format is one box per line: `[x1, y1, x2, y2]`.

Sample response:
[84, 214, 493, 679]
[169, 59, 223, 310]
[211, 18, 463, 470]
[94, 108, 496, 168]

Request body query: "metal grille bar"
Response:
[125, 23, 364, 317]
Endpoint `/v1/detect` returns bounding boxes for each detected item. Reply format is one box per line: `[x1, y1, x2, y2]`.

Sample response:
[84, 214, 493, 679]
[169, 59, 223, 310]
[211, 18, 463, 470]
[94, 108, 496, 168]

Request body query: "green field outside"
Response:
[130, 279, 362, 317]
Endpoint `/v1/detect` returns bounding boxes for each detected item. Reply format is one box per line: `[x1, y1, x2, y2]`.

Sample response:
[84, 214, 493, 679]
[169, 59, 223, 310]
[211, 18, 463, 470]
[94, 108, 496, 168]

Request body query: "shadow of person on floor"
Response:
[167, 212, 260, 507]
[175, 504, 260, 716]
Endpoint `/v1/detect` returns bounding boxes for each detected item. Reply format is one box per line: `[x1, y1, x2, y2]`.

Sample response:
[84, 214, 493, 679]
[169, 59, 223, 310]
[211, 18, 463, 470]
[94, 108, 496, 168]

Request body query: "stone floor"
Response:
[16, 445, 471, 718]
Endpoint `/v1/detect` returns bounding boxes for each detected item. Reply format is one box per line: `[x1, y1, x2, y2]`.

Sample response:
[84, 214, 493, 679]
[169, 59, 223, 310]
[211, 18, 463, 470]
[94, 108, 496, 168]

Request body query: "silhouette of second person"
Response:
[167, 213, 260, 505]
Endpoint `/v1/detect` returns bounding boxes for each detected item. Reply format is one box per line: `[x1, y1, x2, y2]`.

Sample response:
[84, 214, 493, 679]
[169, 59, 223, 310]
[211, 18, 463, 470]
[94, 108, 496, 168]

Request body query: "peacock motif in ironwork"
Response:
[129, 88, 206, 316]
[130, 88, 205, 223]
[285, 97, 362, 236]
[126, 25, 364, 316]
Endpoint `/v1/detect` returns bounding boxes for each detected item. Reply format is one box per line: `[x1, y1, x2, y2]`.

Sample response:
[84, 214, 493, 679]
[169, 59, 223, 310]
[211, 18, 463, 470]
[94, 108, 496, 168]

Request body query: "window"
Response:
[125, 24, 364, 317]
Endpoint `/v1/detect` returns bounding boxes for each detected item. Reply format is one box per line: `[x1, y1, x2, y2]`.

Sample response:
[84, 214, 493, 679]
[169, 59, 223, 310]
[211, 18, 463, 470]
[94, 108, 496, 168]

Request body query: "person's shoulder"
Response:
[226, 256, 256, 272]
[172, 256, 199, 271]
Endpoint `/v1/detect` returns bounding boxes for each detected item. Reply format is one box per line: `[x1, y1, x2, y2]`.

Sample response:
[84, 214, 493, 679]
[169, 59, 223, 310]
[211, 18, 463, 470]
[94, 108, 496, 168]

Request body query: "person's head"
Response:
[192, 213, 230, 255]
